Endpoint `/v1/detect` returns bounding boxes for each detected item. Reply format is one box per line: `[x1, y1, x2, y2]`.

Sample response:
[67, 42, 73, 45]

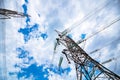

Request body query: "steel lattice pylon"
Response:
[0, 7, 29, 80]
[56, 35, 120, 80]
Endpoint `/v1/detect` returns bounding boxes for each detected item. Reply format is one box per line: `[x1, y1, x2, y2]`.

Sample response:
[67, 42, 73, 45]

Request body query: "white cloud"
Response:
[1, 0, 120, 80]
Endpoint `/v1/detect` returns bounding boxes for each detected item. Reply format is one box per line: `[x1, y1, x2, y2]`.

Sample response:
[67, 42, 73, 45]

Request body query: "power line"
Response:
[101, 55, 120, 65]
[60, 0, 112, 37]
[89, 36, 120, 54]
[77, 15, 120, 44]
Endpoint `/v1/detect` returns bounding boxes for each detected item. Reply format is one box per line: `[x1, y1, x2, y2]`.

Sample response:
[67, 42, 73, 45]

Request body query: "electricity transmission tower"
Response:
[0, 8, 29, 19]
[0, 8, 29, 80]
[54, 20, 120, 79]
[52, 1, 120, 79]
[56, 34, 120, 80]
[54, 14, 120, 80]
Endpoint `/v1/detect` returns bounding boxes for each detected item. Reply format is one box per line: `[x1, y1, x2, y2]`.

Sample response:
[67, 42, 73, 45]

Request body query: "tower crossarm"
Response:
[58, 36, 120, 80]
[0, 8, 29, 19]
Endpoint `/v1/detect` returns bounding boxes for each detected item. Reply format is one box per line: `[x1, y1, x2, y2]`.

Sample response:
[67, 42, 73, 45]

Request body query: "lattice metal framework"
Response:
[0, 8, 29, 19]
[0, 8, 29, 80]
[56, 35, 120, 80]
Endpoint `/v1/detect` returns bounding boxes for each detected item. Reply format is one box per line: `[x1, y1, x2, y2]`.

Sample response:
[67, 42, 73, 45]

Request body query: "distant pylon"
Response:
[0, 8, 29, 80]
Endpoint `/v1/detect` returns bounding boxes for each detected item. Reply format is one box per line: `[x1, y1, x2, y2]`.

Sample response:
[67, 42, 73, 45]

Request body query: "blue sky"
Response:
[0, 0, 120, 80]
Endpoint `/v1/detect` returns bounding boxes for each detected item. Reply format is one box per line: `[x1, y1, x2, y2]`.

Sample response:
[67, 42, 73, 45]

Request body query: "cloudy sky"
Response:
[0, 0, 120, 80]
